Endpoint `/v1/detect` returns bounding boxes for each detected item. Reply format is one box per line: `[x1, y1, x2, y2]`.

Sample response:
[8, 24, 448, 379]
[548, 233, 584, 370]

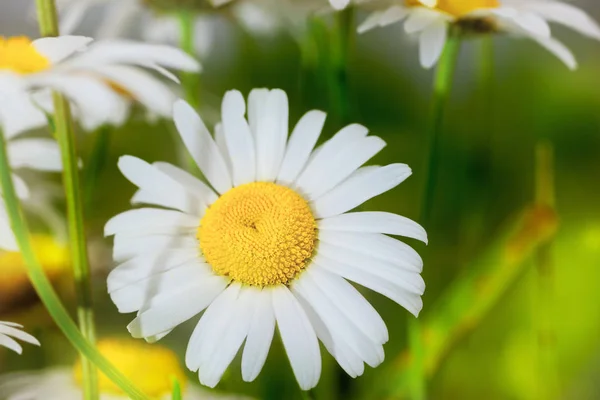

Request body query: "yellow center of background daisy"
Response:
[0, 36, 50, 74]
[408, 0, 500, 17]
[73, 339, 187, 397]
[199, 182, 317, 287]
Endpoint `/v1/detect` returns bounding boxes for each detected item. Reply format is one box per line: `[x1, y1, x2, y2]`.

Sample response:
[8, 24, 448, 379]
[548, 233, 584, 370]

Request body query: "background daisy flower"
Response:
[0, 338, 246, 399]
[105, 88, 427, 390]
[0, 321, 40, 355]
[0, 35, 200, 132]
[358, 0, 600, 68]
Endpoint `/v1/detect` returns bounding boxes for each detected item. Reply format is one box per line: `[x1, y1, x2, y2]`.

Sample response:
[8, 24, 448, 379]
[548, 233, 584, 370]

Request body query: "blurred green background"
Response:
[1, 1, 600, 399]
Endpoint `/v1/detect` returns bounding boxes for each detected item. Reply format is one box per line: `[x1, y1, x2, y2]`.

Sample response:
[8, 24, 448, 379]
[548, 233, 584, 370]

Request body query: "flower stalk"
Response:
[35, 0, 97, 398]
[179, 11, 200, 110]
[0, 127, 149, 400]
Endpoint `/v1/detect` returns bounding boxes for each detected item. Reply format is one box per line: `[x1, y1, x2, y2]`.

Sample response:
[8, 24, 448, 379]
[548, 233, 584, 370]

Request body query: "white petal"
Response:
[0, 334, 22, 354]
[277, 110, 326, 186]
[247, 88, 269, 139]
[419, 20, 448, 69]
[254, 89, 289, 181]
[12, 174, 30, 199]
[318, 211, 427, 243]
[242, 289, 275, 382]
[294, 123, 369, 194]
[118, 156, 203, 216]
[308, 267, 388, 344]
[112, 231, 197, 262]
[358, 6, 410, 34]
[7, 138, 62, 172]
[32, 36, 93, 63]
[153, 162, 219, 205]
[0, 324, 40, 346]
[104, 208, 199, 236]
[173, 100, 232, 194]
[272, 285, 321, 390]
[221, 90, 256, 186]
[292, 271, 384, 368]
[313, 255, 424, 317]
[311, 164, 412, 219]
[319, 231, 423, 271]
[127, 275, 227, 337]
[404, 8, 446, 34]
[510, 10, 551, 38]
[531, 35, 577, 70]
[330, 0, 350, 10]
[522, 1, 600, 40]
[186, 283, 242, 371]
[297, 135, 386, 200]
[198, 287, 256, 388]
[0, 73, 49, 138]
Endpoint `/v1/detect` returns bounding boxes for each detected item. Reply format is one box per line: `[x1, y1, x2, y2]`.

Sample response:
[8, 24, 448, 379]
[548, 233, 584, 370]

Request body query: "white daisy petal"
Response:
[272, 285, 321, 390]
[7, 139, 62, 172]
[186, 283, 243, 371]
[295, 123, 369, 193]
[313, 255, 424, 317]
[152, 162, 219, 205]
[0, 334, 22, 355]
[255, 89, 289, 181]
[242, 289, 276, 382]
[404, 8, 446, 34]
[292, 271, 384, 368]
[530, 35, 577, 70]
[419, 20, 448, 69]
[173, 100, 232, 194]
[330, 0, 350, 10]
[522, 1, 600, 40]
[105, 208, 199, 236]
[247, 88, 270, 139]
[0, 324, 40, 347]
[112, 232, 197, 262]
[221, 90, 256, 186]
[32, 36, 93, 63]
[311, 164, 412, 219]
[127, 275, 227, 338]
[318, 211, 427, 243]
[277, 110, 327, 186]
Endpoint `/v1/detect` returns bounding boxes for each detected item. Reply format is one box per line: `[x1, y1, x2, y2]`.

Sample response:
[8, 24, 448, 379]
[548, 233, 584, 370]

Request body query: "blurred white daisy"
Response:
[358, 0, 600, 69]
[0, 35, 200, 132]
[0, 338, 246, 399]
[0, 321, 40, 354]
[56, 0, 234, 57]
[105, 88, 427, 389]
[0, 118, 62, 251]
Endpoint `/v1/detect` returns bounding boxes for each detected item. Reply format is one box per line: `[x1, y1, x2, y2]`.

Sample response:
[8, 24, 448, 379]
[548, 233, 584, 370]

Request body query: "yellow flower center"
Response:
[0, 36, 50, 74]
[407, 0, 500, 17]
[199, 182, 317, 287]
[73, 339, 187, 397]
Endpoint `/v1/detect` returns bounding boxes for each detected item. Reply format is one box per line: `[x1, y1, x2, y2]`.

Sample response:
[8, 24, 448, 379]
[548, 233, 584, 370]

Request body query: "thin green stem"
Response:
[0, 128, 149, 400]
[330, 7, 355, 125]
[534, 142, 559, 398]
[35, 1, 97, 398]
[409, 32, 461, 400]
[83, 126, 111, 215]
[179, 12, 200, 110]
[420, 33, 462, 225]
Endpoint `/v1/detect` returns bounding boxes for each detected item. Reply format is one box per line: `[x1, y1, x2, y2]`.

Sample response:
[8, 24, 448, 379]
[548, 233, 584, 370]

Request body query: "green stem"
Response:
[0, 128, 149, 400]
[330, 7, 355, 125]
[179, 12, 200, 110]
[420, 33, 462, 225]
[409, 32, 462, 400]
[534, 142, 559, 398]
[35, 1, 99, 398]
[83, 126, 111, 215]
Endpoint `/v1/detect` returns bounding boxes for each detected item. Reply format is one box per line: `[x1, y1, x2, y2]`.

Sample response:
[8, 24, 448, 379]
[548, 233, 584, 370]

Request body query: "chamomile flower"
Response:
[358, 0, 600, 69]
[56, 0, 233, 57]
[0, 338, 246, 399]
[0, 35, 200, 132]
[0, 321, 40, 354]
[105, 89, 427, 389]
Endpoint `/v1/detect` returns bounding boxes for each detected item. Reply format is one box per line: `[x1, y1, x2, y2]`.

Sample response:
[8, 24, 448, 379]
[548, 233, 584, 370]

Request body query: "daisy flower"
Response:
[105, 88, 427, 389]
[358, 0, 600, 69]
[0, 35, 200, 132]
[56, 0, 234, 57]
[0, 338, 246, 399]
[0, 321, 40, 354]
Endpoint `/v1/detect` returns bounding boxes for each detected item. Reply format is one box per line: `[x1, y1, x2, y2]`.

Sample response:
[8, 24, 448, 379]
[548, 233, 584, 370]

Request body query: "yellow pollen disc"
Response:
[0, 36, 50, 74]
[73, 339, 187, 397]
[407, 0, 500, 17]
[199, 182, 317, 287]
